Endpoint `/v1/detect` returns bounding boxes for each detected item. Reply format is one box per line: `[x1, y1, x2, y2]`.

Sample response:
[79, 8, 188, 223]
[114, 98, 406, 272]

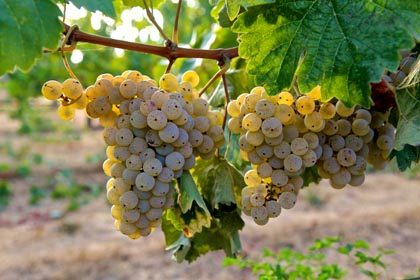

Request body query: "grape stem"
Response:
[61, 24, 238, 61]
[142, 0, 171, 42]
[173, 0, 182, 45]
[198, 60, 231, 97]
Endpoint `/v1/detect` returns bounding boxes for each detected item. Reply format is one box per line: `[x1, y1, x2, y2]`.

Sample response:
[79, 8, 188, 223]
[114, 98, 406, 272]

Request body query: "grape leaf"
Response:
[225, 0, 275, 21]
[390, 145, 420, 172]
[178, 171, 210, 215]
[394, 87, 420, 150]
[70, 0, 116, 17]
[232, 1, 420, 107]
[0, 0, 63, 75]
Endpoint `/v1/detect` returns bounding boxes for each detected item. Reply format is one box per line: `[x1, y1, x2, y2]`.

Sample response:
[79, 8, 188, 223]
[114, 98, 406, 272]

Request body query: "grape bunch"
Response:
[228, 86, 395, 225]
[42, 70, 224, 239]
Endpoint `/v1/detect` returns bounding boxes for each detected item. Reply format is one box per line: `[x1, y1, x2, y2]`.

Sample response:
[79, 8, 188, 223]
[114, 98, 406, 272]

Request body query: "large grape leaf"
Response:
[394, 87, 420, 150]
[225, 0, 275, 20]
[70, 0, 116, 17]
[232, 0, 420, 107]
[390, 145, 420, 171]
[0, 0, 63, 75]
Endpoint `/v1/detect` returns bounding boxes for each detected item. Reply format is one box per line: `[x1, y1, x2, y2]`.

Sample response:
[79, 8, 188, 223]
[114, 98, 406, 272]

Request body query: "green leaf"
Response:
[394, 87, 420, 150]
[178, 171, 210, 214]
[390, 145, 420, 171]
[232, 1, 420, 107]
[70, 0, 116, 17]
[353, 239, 370, 249]
[225, 0, 275, 20]
[0, 0, 63, 75]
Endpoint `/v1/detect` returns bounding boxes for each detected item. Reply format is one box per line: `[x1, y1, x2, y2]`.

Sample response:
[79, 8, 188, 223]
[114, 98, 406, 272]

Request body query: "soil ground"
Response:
[0, 96, 420, 280]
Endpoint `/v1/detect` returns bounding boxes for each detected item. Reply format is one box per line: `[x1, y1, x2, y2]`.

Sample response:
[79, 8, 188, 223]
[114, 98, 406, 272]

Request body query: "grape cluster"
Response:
[228, 86, 395, 225]
[42, 70, 224, 239]
[385, 53, 418, 86]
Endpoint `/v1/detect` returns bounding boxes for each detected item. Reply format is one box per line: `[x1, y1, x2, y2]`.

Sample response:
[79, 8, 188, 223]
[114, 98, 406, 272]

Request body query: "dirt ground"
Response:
[0, 99, 420, 280]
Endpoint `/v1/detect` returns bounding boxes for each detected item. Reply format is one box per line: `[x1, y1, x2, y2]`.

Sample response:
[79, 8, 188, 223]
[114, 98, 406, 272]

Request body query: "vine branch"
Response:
[61, 24, 238, 61]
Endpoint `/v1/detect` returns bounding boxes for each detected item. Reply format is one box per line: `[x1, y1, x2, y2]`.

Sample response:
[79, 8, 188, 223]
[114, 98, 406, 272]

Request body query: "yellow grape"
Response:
[295, 95, 315, 115]
[159, 73, 178, 92]
[181, 70, 200, 88]
[304, 111, 325, 132]
[319, 102, 336, 119]
[278, 91, 294, 105]
[274, 104, 296, 125]
[336, 100, 354, 117]
[57, 104, 76, 120]
[62, 78, 83, 99]
[42, 80, 62, 100]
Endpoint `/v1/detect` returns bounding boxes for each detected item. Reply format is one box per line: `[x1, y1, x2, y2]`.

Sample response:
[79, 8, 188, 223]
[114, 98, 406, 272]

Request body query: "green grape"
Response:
[122, 168, 138, 185]
[290, 137, 309, 156]
[57, 104, 75, 120]
[42, 80, 62, 100]
[115, 128, 134, 146]
[261, 117, 282, 138]
[265, 134, 284, 146]
[125, 154, 143, 171]
[193, 116, 210, 133]
[147, 110, 167, 130]
[255, 99, 275, 119]
[189, 129, 204, 147]
[245, 130, 265, 146]
[349, 174, 365, 187]
[62, 78, 83, 99]
[355, 109, 372, 123]
[242, 113, 262, 132]
[158, 167, 174, 183]
[122, 209, 140, 223]
[159, 122, 180, 143]
[165, 152, 185, 171]
[110, 162, 125, 178]
[251, 206, 269, 225]
[247, 150, 264, 165]
[227, 100, 241, 118]
[140, 100, 158, 116]
[244, 169, 262, 187]
[250, 193, 266, 207]
[302, 150, 317, 167]
[323, 120, 338, 136]
[120, 79, 138, 99]
[119, 222, 138, 236]
[282, 125, 299, 143]
[320, 144, 333, 160]
[119, 191, 139, 209]
[278, 192, 297, 209]
[136, 173, 155, 192]
[146, 208, 163, 222]
[345, 135, 364, 152]
[296, 95, 315, 115]
[162, 99, 182, 120]
[92, 96, 112, 115]
[143, 158, 163, 177]
[329, 135, 345, 152]
[337, 148, 357, 167]
[129, 137, 148, 155]
[335, 100, 354, 117]
[257, 162, 273, 178]
[146, 129, 163, 147]
[149, 196, 166, 208]
[331, 168, 351, 187]
[271, 169, 288, 186]
[274, 142, 291, 159]
[159, 73, 178, 92]
[197, 135, 215, 154]
[266, 200, 281, 218]
[192, 98, 209, 116]
[274, 104, 296, 125]
[139, 148, 156, 163]
[284, 154, 303, 172]
[278, 91, 294, 106]
[244, 93, 261, 111]
[182, 70, 200, 88]
[351, 119, 370, 136]
[319, 102, 336, 119]
[304, 111, 325, 132]
[228, 117, 243, 134]
[152, 180, 170, 196]
[323, 157, 340, 174]
[376, 135, 394, 150]
[256, 144, 274, 159]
